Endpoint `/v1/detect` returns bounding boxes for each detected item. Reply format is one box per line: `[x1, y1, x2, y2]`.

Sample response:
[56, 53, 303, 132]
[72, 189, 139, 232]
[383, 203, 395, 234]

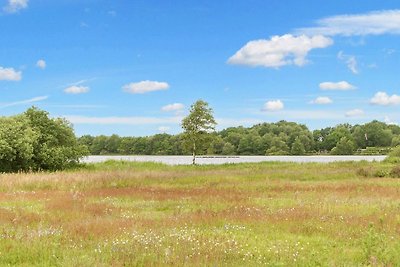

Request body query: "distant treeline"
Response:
[78, 120, 400, 156]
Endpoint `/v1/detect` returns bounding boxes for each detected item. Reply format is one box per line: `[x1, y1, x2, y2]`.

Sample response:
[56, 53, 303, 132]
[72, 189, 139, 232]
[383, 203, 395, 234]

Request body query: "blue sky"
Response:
[1, 0, 400, 136]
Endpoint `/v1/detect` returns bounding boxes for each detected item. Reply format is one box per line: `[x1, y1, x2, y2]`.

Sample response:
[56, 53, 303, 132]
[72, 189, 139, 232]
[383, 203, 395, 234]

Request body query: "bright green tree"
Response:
[24, 107, 88, 170]
[0, 115, 36, 172]
[182, 100, 217, 164]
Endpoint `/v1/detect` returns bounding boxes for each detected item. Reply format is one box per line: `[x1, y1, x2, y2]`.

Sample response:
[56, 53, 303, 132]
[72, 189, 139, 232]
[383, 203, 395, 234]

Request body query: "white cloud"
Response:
[123, 80, 169, 94]
[345, 109, 365, 117]
[0, 66, 21, 81]
[64, 115, 181, 125]
[370, 91, 400, 106]
[228, 34, 333, 68]
[36, 59, 46, 69]
[0, 96, 48, 108]
[262, 100, 284, 112]
[310, 96, 333, 104]
[338, 51, 358, 74]
[158, 126, 170, 133]
[3, 0, 28, 13]
[319, 81, 356, 90]
[161, 103, 184, 113]
[384, 116, 398, 125]
[64, 85, 90, 94]
[296, 10, 400, 36]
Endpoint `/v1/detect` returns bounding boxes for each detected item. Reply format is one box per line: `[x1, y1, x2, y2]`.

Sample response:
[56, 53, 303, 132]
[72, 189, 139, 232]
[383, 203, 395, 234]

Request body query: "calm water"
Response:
[82, 155, 386, 165]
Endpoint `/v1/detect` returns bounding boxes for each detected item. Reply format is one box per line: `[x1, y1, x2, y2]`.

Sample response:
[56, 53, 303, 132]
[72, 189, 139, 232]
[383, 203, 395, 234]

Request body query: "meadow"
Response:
[0, 160, 400, 266]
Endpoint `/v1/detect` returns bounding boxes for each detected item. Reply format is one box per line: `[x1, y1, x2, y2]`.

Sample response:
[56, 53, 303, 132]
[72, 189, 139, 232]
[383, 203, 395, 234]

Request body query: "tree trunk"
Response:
[192, 142, 196, 165]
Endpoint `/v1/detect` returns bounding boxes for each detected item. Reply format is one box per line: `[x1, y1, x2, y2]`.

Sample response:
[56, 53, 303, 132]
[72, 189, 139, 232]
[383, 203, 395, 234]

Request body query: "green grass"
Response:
[0, 160, 400, 266]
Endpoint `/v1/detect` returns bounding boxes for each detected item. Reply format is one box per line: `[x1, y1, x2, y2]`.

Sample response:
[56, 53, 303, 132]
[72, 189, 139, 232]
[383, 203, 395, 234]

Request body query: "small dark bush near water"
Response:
[389, 166, 400, 178]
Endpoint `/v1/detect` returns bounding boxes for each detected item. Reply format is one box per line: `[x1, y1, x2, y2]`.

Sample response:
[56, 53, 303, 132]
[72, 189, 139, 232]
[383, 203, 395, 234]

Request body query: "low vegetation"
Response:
[1, 160, 400, 266]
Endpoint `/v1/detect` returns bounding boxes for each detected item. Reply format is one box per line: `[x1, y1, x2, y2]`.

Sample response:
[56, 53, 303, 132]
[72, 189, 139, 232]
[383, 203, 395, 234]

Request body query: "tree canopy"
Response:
[79, 120, 400, 156]
[181, 100, 217, 164]
[0, 107, 88, 172]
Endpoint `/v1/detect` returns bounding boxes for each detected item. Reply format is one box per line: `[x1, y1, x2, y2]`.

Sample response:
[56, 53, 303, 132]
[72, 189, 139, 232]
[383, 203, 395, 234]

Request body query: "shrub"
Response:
[374, 169, 388, 178]
[388, 146, 400, 158]
[357, 167, 372, 177]
[389, 166, 400, 178]
[0, 107, 88, 172]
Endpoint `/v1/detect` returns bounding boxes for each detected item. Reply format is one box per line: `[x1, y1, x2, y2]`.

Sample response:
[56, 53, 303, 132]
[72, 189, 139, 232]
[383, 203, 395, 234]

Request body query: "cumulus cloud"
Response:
[319, 81, 356, 90]
[36, 59, 46, 69]
[296, 10, 400, 36]
[262, 100, 284, 111]
[3, 0, 28, 13]
[228, 34, 333, 68]
[345, 109, 365, 117]
[338, 51, 358, 74]
[64, 85, 90, 94]
[0, 66, 21, 81]
[123, 80, 169, 94]
[310, 96, 333, 104]
[370, 91, 400, 105]
[161, 103, 184, 113]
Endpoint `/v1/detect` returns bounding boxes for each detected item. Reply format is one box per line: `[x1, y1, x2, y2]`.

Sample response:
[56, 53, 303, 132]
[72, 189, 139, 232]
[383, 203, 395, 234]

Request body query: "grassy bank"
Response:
[0, 160, 400, 266]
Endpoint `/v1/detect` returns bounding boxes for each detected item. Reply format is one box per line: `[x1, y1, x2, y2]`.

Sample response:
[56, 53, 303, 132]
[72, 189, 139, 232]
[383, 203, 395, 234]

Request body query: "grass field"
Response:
[0, 160, 400, 266]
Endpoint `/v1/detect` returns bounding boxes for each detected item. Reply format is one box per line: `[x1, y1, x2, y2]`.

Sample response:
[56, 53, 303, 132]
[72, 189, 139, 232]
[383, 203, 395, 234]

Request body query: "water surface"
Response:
[83, 155, 386, 165]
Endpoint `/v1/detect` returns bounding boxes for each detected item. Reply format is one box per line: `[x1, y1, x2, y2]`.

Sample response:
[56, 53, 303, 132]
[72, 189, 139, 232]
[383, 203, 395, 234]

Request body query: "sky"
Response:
[1, 0, 400, 136]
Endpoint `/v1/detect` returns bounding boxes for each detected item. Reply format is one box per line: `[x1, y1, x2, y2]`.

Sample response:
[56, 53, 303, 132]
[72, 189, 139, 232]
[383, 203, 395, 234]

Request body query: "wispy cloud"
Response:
[0, 96, 48, 108]
[161, 103, 184, 114]
[64, 115, 182, 125]
[158, 126, 170, 133]
[345, 109, 365, 117]
[296, 10, 400, 36]
[3, 0, 28, 14]
[49, 104, 107, 109]
[228, 34, 333, 68]
[64, 85, 90, 94]
[337, 51, 358, 74]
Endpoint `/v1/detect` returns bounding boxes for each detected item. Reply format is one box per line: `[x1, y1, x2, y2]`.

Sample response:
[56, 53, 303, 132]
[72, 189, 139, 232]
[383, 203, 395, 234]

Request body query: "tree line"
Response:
[2, 105, 399, 173]
[78, 120, 400, 156]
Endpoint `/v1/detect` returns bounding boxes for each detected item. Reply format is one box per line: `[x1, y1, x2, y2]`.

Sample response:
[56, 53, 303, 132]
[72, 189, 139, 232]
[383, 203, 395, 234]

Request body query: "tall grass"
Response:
[0, 160, 399, 266]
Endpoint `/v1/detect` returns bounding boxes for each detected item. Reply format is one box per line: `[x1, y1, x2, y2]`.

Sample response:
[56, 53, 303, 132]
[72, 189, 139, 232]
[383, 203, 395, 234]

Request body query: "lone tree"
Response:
[182, 100, 217, 164]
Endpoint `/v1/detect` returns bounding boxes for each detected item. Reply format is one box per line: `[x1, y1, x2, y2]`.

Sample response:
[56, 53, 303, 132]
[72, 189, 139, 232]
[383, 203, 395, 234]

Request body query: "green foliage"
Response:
[181, 100, 217, 164]
[0, 107, 88, 172]
[389, 146, 400, 158]
[291, 137, 305, 155]
[0, 115, 36, 172]
[79, 120, 400, 156]
[330, 137, 355, 155]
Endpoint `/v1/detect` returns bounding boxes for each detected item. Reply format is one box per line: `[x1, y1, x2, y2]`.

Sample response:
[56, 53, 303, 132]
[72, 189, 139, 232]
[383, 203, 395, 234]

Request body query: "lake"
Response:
[82, 155, 386, 165]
